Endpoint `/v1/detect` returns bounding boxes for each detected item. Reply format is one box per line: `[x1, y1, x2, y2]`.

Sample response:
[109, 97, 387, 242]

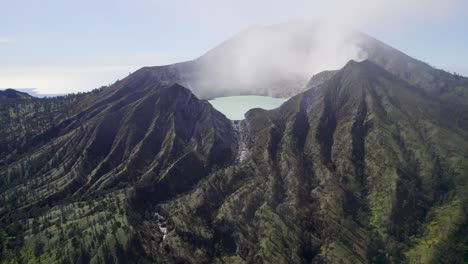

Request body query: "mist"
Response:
[190, 22, 368, 98]
[169, 0, 464, 98]
[1, 0, 464, 94]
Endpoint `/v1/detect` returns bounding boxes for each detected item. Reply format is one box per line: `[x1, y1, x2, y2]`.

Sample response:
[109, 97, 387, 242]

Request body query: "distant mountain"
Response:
[0, 88, 66, 98]
[21, 88, 65, 98]
[0, 88, 33, 100]
[0, 22, 467, 264]
[130, 22, 468, 103]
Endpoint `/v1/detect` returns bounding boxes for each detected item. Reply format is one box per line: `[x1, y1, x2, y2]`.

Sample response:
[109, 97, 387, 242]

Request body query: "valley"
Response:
[0, 22, 467, 264]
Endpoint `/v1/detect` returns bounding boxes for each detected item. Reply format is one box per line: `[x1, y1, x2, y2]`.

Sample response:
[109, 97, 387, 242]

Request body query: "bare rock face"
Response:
[232, 120, 254, 163]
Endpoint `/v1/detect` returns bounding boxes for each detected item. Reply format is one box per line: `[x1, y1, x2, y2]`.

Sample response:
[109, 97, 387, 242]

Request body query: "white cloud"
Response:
[0, 65, 140, 95]
[0, 37, 14, 43]
[193, 22, 369, 97]
[1, 0, 465, 94]
[0, 50, 186, 95]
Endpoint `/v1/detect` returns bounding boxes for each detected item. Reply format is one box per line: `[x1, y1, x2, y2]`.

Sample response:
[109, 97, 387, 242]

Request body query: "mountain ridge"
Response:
[0, 89, 33, 100]
[132, 22, 468, 103]
[0, 23, 467, 263]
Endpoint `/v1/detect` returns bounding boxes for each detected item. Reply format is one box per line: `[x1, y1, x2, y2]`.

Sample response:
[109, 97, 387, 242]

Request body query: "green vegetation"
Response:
[1, 59, 467, 263]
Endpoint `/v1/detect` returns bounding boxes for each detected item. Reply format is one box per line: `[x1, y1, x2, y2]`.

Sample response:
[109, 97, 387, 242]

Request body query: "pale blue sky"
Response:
[1, 0, 467, 94]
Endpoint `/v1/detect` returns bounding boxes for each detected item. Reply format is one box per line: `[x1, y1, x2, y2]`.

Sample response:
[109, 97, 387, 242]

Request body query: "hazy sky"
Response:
[1, 0, 467, 94]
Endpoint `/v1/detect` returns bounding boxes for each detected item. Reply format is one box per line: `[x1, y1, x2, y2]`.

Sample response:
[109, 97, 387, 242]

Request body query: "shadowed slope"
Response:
[145, 60, 468, 263]
[0, 80, 237, 263]
[0, 60, 466, 263]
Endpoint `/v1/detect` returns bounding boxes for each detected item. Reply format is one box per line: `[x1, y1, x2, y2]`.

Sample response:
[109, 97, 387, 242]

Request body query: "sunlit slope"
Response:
[0, 60, 467, 263]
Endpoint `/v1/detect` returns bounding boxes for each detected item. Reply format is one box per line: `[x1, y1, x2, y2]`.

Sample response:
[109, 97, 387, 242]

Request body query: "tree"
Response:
[34, 240, 45, 257]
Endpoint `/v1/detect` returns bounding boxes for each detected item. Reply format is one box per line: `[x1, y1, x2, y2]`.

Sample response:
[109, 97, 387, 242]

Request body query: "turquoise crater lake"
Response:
[208, 96, 288, 120]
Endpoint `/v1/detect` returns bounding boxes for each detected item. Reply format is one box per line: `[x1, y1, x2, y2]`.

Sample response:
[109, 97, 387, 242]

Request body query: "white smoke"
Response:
[192, 22, 368, 98]
[167, 0, 464, 98]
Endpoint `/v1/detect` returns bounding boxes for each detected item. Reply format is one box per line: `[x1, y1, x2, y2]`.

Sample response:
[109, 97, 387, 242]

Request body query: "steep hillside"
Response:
[0, 33, 467, 263]
[0, 79, 236, 263]
[0, 92, 87, 163]
[127, 60, 467, 263]
[2, 59, 465, 263]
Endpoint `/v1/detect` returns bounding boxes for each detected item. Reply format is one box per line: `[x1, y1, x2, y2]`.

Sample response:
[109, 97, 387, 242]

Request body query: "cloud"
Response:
[176, 0, 465, 97]
[0, 37, 14, 43]
[192, 22, 369, 97]
[0, 64, 140, 95]
[1, 0, 464, 95]
[0, 50, 185, 95]
[0, 48, 187, 95]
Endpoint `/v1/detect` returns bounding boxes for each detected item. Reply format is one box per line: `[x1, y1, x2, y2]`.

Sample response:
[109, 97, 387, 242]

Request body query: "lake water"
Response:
[208, 96, 288, 120]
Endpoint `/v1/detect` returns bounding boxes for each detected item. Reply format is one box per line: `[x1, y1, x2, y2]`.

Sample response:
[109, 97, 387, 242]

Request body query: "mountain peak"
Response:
[343, 59, 379, 70]
[339, 59, 393, 82]
[124, 22, 464, 100]
[1, 21, 467, 264]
